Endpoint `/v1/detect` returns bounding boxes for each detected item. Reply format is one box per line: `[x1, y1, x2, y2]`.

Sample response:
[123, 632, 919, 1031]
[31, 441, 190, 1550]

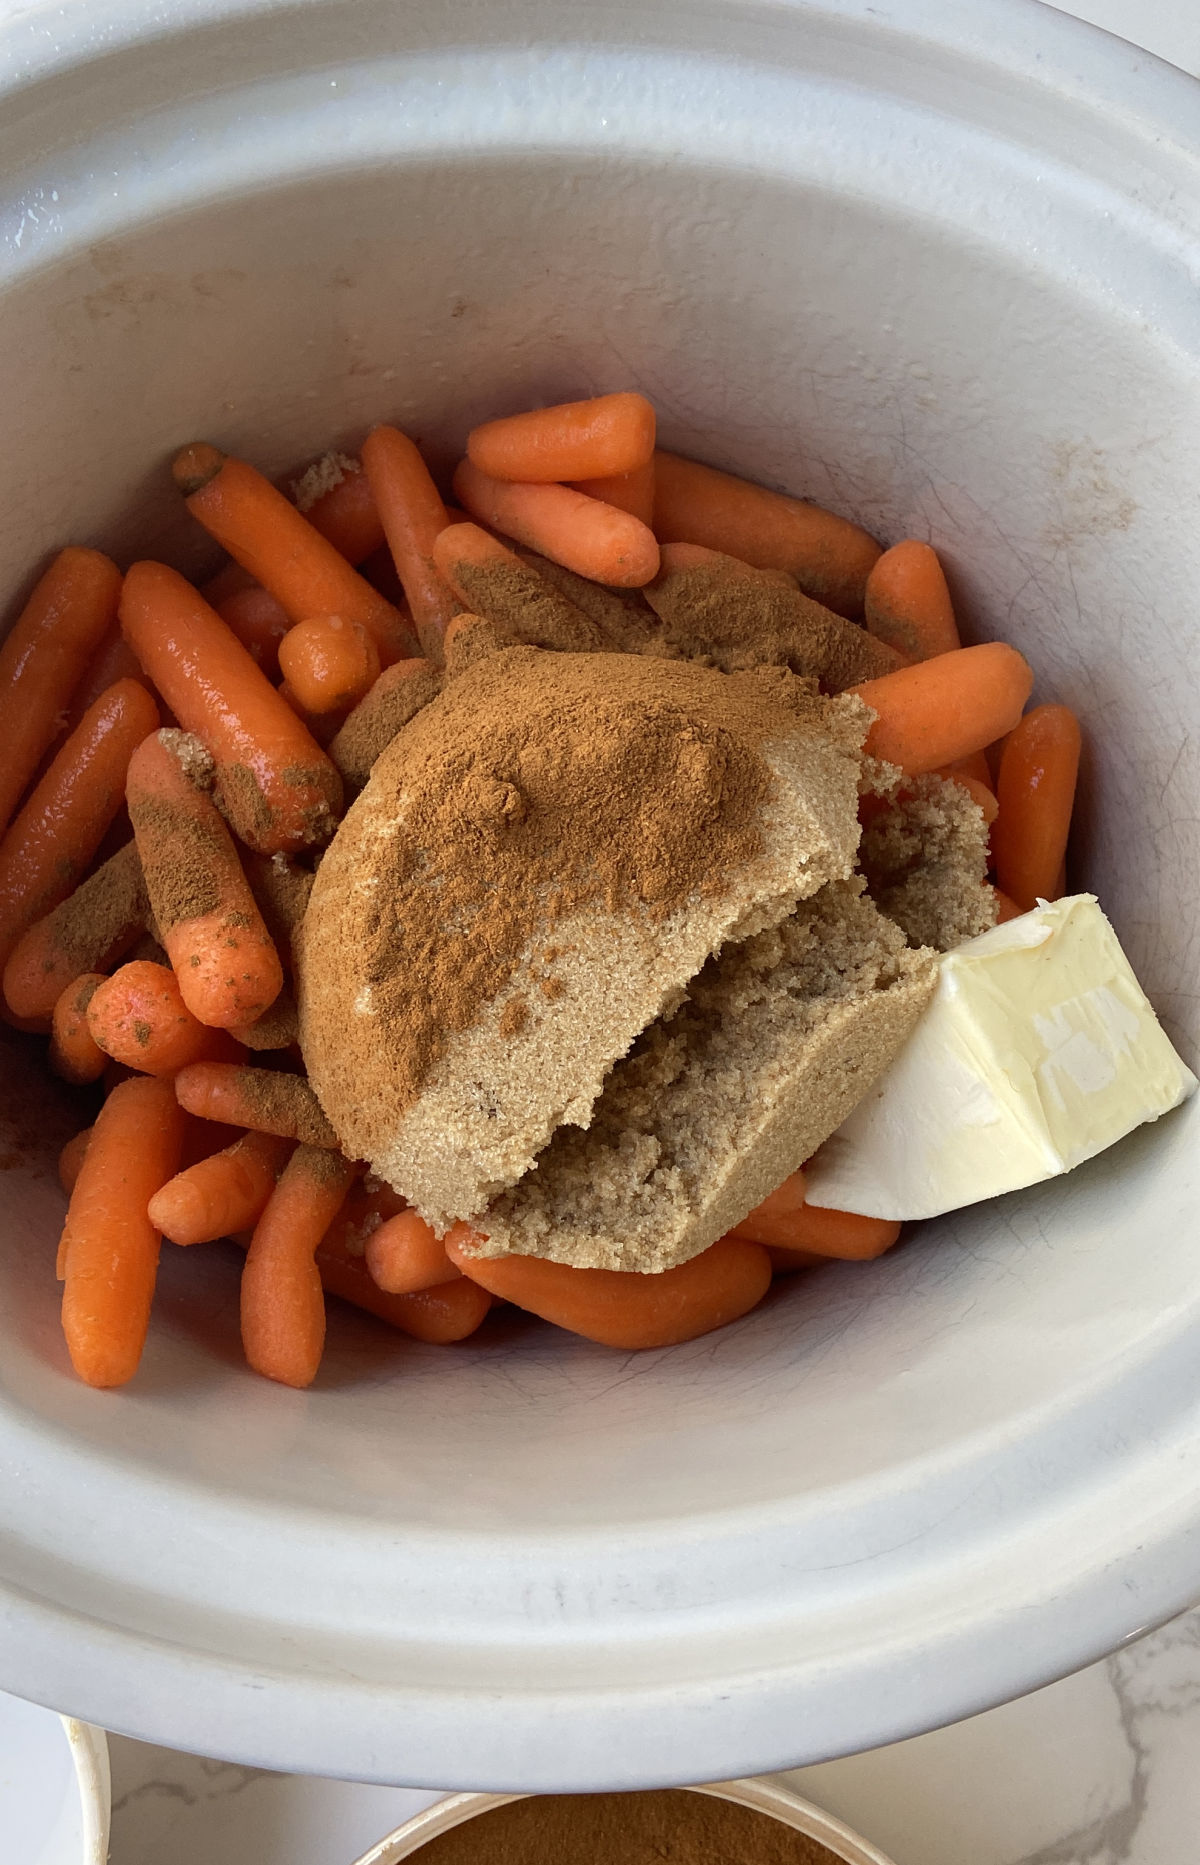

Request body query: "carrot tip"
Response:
[173, 442, 226, 496]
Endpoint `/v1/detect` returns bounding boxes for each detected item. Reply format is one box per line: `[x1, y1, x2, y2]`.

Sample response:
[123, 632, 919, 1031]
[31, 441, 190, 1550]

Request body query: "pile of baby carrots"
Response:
[0, 390, 1081, 1391]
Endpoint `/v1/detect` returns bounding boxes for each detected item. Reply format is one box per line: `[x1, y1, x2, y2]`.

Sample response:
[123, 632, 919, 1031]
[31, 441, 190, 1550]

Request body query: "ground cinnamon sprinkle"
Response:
[24, 840, 148, 981]
[231, 1066, 339, 1147]
[126, 733, 224, 932]
[447, 554, 607, 652]
[329, 660, 444, 792]
[414, 1791, 848, 1865]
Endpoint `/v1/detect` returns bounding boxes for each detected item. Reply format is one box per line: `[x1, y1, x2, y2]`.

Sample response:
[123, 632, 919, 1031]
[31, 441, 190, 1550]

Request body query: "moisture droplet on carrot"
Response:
[86, 960, 240, 1074]
[173, 444, 414, 664]
[572, 455, 656, 528]
[119, 560, 343, 854]
[0, 546, 123, 839]
[445, 1228, 772, 1349]
[732, 1201, 901, 1260]
[59, 1073, 187, 1387]
[3, 840, 149, 1022]
[173, 1061, 340, 1147]
[453, 458, 660, 588]
[49, 973, 108, 1084]
[149, 1128, 293, 1245]
[276, 614, 381, 714]
[467, 392, 656, 484]
[850, 642, 1034, 775]
[126, 729, 284, 1027]
[865, 539, 960, 661]
[365, 1209, 462, 1295]
[361, 425, 461, 660]
[651, 450, 882, 619]
[0, 678, 159, 974]
[240, 1144, 356, 1387]
[991, 703, 1082, 911]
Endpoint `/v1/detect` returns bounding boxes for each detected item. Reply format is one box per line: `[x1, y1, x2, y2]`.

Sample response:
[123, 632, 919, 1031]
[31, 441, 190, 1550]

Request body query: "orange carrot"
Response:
[86, 960, 240, 1074]
[937, 769, 999, 825]
[445, 1227, 772, 1349]
[200, 561, 256, 607]
[64, 622, 153, 733]
[125, 729, 284, 1027]
[942, 749, 994, 792]
[468, 392, 656, 483]
[149, 1128, 293, 1245]
[173, 445, 414, 664]
[361, 425, 460, 659]
[276, 614, 381, 713]
[294, 457, 386, 563]
[992, 887, 1025, 923]
[651, 451, 881, 619]
[58, 1126, 93, 1197]
[572, 456, 656, 527]
[240, 1145, 356, 1386]
[3, 841, 148, 1023]
[366, 1209, 462, 1295]
[767, 1248, 826, 1273]
[120, 561, 343, 854]
[59, 1074, 187, 1386]
[453, 459, 660, 588]
[864, 539, 960, 661]
[0, 679, 159, 974]
[277, 679, 350, 748]
[732, 1202, 901, 1260]
[656, 541, 797, 588]
[173, 1061, 340, 1147]
[725, 1172, 808, 1249]
[991, 704, 1082, 912]
[216, 586, 292, 677]
[0, 547, 123, 838]
[49, 973, 108, 1083]
[850, 642, 1033, 775]
[431, 521, 523, 604]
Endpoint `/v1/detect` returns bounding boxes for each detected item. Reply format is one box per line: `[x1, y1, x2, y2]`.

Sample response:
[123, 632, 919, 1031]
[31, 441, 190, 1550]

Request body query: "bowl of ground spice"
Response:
[351, 1782, 897, 1865]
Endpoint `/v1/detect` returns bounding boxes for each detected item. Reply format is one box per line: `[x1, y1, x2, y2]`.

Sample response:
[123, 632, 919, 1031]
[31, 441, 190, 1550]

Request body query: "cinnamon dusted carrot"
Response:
[445, 1228, 772, 1349]
[328, 657, 443, 792]
[3, 841, 149, 1022]
[292, 454, 386, 564]
[149, 1128, 293, 1245]
[119, 561, 343, 854]
[173, 444, 415, 664]
[58, 1126, 93, 1197]
[365, 1209, 462, 1295]
[865, 539, 960, 661]
[216, 586, 291, 678]
[0, 679, 159, 975]
[126, 729, 284, 1027]
[850, 643, 1034, 775]
[59, 1074, 187, 1386]
[430, 525, 602, 651]
[173, 1061, 340, 1147]
[361, 426, 460, 659]
[49, 973, 108, 1083]
[468, 392, 656, 483]
[453, 459, 660, 587]
[991, 704, 1082, 912]
[276, 614, 381, 714]
[656, 541, 796, 588]
[651, 450, 882, 619]
[732, 1202, 901, 1260]
[572, 456, 656, 527]
[228, 989, 299, 1051]
[86, 961, 241, 1074]
[240, 1144, 356, 1386]
[0, 547, 123, 838]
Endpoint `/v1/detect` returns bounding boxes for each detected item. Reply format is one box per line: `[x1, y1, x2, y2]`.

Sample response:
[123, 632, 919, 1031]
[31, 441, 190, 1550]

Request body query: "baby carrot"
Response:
[173, 1061, 340, 1147]
[991, 703, 1082, 911]
[572, 456, 656, 527]
[366, 1209, 462, 1295]
[467, 392, 656, 483]
[173, 445, 414, 665]
[0, 547, 123, 838]
[652, 451, 882, 618]
[850, 642, 1034, 775]
[293, 455, 386, 564]
[733, 1202, 901, 1260]
[86, 960, 239, 1074]
[431, 524, 603, 649]
[767, 1248, 826, 1273]
[725, 1171, 807, 1249]
[3, 841, 148, 1022]
[240, 1145, 356, 1386]
[228, 989, 299, 1051]
[49, 973, 108, 1083]
[0, 679, 159, 974]
[864, 539, 960, 661]
[59, 1074, 187, 1387]
[276, 614, 381, 713]
[937, 769, 999, 824]
[992, 887, 1025, 923]
[445, 1228, 772, 1349]
[328, 657, 443, 792]
[453, 459, 660, 588]
[120, 561, 343, 854]
[58, 1126, 93, 1197]
[64, 623, 153, 733]
[149, 1128, 293, 1245]
[361, 425, 460, 659]
[125, 729, 284, 1027]
[216, 586, 292, 678]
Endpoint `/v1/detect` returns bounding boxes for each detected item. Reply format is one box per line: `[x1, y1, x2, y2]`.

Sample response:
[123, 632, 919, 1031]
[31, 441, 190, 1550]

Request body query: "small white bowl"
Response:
[351, 1779, 897, 1865]
[0, 1688, 110, 1865]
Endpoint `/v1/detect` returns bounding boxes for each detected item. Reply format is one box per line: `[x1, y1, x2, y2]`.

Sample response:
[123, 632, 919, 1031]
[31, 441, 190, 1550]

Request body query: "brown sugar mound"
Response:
[859, 769, 997, 950]
[473, 879, 937, 1271]
[298, 647, 870, 1227]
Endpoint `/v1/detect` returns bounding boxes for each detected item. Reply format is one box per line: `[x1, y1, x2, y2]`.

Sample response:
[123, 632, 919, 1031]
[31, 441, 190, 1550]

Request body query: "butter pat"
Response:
[805, 895, 1197, 1221]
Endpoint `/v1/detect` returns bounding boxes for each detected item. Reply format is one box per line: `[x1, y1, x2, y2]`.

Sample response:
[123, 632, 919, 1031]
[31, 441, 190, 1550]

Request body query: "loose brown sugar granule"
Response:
[291, 450, 360, 512]
[414, 1791, 848, 1865]
[23, 841, 148, 983]
[329, 661, 444, 793]
[858, 771, 997, 951]
[229, 1066, 340, 1147]
[158, 726, 215, 790]
[447, 552, 607, 653]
